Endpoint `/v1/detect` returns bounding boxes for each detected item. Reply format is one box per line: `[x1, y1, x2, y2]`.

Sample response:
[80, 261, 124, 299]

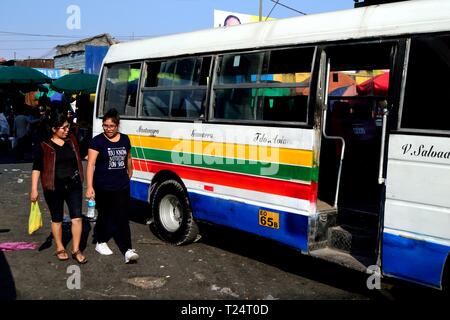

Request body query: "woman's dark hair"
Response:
[103, 108, 120, 126]
[49, 113, 68, 129]
[40, 113, 68, 141]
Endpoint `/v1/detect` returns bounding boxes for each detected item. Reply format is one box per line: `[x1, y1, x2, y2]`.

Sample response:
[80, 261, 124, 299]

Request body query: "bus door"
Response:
[314, 41, 398, 264]
[382, 35, 450, 288]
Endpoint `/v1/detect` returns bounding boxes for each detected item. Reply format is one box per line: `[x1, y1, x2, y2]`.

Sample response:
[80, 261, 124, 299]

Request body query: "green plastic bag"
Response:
[28, 202, 43, 235]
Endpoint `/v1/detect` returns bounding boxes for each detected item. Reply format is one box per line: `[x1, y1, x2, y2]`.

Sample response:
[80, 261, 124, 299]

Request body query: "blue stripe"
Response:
[189, 192, 309, 252]
[382, 232, 450, 288]
[130, 180, 150, 202]
[130, 180, 309, 251]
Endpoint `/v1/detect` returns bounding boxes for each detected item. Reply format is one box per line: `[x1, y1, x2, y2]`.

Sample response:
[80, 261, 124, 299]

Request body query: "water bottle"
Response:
[86, 198, 96, 220]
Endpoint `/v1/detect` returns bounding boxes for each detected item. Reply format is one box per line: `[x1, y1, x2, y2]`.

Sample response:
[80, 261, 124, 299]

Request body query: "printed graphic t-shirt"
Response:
[89, 133, 131, 191]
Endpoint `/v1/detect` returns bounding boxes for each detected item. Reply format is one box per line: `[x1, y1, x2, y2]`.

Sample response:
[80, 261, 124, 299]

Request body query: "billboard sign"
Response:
[214, 9, 275, 27]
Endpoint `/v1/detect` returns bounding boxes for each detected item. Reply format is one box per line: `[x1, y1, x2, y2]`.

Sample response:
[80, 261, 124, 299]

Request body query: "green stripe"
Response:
[132, 146, 317, 182]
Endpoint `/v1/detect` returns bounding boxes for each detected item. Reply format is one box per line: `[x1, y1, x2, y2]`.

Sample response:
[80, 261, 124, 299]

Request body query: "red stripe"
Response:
[134, 159, 315, 201]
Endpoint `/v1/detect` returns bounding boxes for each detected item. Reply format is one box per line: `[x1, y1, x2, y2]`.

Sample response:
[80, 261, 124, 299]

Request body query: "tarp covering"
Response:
[85, 45, 109, 75]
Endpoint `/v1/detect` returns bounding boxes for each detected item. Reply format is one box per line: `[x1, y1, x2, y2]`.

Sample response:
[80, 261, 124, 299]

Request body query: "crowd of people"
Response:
[0, 91, 92, 161]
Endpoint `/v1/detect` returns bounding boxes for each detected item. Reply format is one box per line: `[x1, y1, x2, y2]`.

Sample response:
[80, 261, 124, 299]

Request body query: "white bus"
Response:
[94, 0, 450, 291]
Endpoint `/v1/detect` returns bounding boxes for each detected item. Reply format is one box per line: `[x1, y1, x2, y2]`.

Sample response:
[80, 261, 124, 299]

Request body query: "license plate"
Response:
[259, 209, 280, 229]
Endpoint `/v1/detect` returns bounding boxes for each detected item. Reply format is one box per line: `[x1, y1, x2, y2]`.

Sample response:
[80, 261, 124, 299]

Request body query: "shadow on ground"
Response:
[0, 250, 17, 300]
[127, 198, 450, 300]
[37, 219, 92, 253]
[197, 223, 448, 301]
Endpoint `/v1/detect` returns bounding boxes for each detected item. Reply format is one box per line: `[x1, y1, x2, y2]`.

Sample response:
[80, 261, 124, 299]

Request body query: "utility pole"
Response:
[259, 0, 263, 21]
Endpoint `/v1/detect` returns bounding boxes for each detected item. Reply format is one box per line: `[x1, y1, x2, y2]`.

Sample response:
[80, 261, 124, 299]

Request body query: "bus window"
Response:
[217, 52, 263, 84]
[102, 63, 141, 117]
[213, 47, 313, 123]
[401, 35, 450, 132]
[141, 57, 211, 119]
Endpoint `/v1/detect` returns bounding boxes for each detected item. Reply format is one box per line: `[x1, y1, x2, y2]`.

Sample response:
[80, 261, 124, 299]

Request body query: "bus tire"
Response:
[151, 179, 199, 245]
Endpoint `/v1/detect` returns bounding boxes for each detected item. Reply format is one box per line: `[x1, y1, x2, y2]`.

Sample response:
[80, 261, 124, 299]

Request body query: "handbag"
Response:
[28, 202, 43, 235]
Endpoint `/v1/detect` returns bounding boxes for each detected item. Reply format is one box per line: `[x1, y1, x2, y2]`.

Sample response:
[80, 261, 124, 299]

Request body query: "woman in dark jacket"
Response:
[30, 113, 87, 264]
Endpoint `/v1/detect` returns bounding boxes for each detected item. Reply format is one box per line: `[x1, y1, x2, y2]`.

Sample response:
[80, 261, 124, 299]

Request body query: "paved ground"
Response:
[0, 160, 447, 302]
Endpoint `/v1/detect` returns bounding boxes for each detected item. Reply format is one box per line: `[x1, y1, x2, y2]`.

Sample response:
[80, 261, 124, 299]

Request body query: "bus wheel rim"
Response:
[159, 194, 182, 232]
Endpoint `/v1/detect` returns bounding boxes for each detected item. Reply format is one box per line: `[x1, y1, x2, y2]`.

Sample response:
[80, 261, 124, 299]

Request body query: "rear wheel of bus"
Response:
[151, 179, 199, 245]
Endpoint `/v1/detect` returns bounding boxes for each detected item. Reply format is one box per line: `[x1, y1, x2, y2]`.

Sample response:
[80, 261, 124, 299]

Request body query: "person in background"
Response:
[30, 113, 87, 264]
[0, 103, 10, 155]
[13, 106, 30, 161]
[224, 14, 241, 26]
[85, 108, 139, 264]
[69, 96, 78, 124]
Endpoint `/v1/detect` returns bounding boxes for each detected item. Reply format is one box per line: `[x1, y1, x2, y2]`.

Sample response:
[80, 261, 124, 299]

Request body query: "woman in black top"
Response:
[30, 113, 87, 264]
[86, 108, 139, 264]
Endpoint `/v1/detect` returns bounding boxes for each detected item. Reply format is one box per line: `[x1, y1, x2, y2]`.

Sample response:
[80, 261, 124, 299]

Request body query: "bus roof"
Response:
[104, 0, 450, 64]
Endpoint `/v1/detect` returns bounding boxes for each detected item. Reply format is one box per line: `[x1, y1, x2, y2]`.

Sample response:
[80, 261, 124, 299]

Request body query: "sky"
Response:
[0, 0, 355, 61]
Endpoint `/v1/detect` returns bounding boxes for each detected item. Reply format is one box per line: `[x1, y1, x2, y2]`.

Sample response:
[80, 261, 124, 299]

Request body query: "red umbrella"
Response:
[356, 72, 389, 96]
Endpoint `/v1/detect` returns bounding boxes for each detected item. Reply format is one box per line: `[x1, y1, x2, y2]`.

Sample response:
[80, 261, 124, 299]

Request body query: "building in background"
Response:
[54, 33, 117, 74]
[0, 59, 54, 68]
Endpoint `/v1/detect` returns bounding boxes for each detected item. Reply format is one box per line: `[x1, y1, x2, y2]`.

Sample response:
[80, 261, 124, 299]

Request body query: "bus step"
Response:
[337, 208, 380, 230]
[327, 225, 378, 255]
[316, 200, 336, 214]
[309, 247, 376, 273]
[309, 210, 338, 248]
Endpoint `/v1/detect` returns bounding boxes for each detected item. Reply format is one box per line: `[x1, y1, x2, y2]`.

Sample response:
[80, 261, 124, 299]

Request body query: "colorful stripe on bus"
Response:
[128, 132, 318, 252]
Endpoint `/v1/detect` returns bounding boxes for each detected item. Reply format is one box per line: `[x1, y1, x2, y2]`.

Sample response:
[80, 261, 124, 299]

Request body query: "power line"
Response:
[0, 30, 82, 39]
[0, 30, 154, 40]
[266, 0, 280, 21]
[0, 48, 54, 51]
[269, 0, 307, 15]
[0, 39, 73, 42]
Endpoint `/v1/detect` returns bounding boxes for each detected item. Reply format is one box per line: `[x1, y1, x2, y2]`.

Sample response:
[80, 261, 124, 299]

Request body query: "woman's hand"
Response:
[30, 189, 39, 202]
[85, 187, 95, 199]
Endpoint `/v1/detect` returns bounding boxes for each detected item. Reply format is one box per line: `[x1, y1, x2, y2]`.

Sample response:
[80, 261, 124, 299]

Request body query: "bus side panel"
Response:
[189, 191, 309, 252]
[130, 180, 150, 202]
[129, 178, 310, 252]
[383, 134, 450, 288]
[382, 232, 449, 287]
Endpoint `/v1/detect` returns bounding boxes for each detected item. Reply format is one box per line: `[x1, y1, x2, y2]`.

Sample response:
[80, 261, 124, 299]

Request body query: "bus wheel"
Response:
[151, 179, 199, 245]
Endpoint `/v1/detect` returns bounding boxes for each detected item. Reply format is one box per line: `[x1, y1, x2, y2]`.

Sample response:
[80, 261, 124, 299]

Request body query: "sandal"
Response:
[55, 249, 69, 261]
[71, 250, 88, 264]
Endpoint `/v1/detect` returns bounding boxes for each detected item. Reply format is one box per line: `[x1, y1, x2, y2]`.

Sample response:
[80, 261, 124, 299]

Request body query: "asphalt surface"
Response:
[0, 158, 447, 302]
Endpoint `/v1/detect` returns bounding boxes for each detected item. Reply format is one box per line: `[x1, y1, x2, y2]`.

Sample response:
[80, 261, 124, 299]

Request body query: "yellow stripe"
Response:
[129, 135, 313, 167]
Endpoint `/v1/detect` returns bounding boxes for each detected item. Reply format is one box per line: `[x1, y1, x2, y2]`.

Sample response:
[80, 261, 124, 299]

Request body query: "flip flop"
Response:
[71, 250, 87, 264]
[55, 249, 69, 261]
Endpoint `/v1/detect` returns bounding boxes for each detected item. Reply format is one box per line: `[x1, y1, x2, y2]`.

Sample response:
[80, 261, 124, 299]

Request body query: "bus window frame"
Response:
[98, 61, 143, 119]
[396, 33, 450, 136]
[138, 55, 213, 121]
[209, 46, 317, 128]
[318, 38, 405, 134]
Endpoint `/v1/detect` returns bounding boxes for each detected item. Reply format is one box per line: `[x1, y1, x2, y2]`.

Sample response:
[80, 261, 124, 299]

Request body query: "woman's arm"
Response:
[30, 142, 44, 202]
[85, 148, 99, 199]
[30, 170, 40, 202]
[127, 151, 133, 179]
